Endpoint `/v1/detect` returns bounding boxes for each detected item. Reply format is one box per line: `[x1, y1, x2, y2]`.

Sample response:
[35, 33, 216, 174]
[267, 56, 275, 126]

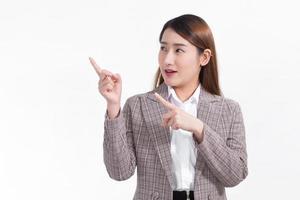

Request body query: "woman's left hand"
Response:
[154, 92, 204, 142]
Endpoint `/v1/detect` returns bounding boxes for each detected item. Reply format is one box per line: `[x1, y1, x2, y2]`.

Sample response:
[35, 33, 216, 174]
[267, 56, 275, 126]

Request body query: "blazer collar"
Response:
[147, 82, 217, 105]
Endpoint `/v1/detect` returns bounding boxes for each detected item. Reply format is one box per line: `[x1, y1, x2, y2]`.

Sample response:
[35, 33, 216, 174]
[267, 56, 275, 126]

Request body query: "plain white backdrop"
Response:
[1, 0, 300, 199]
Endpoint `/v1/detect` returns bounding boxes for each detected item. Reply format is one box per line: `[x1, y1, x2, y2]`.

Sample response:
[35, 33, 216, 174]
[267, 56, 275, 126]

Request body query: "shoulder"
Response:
[123, 91, 149, 109]
[122, 85, 166, 112]
[211, 94, 242, 116]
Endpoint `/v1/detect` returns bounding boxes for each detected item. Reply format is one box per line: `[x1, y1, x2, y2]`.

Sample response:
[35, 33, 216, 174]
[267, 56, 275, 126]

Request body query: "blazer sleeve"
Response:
[103, 97, 137, 181]
[197, 101, 248, 187]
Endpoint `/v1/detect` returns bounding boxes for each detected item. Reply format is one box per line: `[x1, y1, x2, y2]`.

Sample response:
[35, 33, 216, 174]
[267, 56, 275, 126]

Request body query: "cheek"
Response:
[178, 59, 200, 76]
[179, 55, 198, 66]
[158, 52, 164, 64]
[180, 54, 201, 72]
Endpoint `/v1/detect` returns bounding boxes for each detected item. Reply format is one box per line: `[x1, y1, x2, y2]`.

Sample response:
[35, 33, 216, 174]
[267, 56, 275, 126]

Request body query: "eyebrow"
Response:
[160, 41, 188, 47]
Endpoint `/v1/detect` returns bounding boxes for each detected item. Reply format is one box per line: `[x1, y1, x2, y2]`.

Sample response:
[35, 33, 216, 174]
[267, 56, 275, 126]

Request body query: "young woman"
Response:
[90, 14, 248, 200]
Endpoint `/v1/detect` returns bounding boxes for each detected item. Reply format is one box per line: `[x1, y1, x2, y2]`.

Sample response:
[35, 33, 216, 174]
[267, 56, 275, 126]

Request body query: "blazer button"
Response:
[151, 191, 159, 199]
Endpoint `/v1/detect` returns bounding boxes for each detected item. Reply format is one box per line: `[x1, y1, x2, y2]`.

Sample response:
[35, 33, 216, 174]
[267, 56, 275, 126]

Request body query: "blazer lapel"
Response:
[141, 82, 175, 189]
[195, 85, 215, 173]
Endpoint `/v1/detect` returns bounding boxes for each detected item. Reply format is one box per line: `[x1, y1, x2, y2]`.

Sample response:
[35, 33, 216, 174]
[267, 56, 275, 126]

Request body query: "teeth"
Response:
[166, 69, 176, 72]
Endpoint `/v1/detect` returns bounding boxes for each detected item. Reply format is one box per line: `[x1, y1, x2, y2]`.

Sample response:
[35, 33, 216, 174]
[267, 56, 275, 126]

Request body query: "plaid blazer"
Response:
[103, 82, 248, 200]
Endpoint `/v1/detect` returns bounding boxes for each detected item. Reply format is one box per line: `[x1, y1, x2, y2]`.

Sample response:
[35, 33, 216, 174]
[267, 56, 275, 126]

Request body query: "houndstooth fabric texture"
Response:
[103, 82, 248, 200]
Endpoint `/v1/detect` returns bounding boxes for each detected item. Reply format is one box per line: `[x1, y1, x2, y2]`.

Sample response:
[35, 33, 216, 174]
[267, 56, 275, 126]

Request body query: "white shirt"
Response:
[167, 84, 201, 191]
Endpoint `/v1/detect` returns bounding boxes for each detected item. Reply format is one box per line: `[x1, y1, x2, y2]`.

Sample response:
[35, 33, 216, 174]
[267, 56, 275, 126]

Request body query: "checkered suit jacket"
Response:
[103, 82, 248, 200]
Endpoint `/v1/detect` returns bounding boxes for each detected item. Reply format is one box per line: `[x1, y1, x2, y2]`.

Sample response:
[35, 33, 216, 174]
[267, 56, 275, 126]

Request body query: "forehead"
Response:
[160, 28, 191, 47]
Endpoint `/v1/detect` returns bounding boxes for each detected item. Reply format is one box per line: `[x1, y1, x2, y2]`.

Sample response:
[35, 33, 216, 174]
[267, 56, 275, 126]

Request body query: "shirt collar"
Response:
[167, 83, 201, 105]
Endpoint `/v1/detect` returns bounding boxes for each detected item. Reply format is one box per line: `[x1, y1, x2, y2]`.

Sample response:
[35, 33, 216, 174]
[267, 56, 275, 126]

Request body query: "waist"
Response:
[173, 190, 194, 200]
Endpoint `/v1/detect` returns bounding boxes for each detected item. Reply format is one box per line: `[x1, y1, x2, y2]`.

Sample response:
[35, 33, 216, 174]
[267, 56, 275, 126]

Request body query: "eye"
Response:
[160, 46, 166, 51]
[176, 49, 184, 53]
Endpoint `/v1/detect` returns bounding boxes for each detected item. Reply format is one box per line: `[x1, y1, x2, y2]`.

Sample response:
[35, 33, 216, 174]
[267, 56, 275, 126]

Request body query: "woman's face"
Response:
[158, 28, 202, 88]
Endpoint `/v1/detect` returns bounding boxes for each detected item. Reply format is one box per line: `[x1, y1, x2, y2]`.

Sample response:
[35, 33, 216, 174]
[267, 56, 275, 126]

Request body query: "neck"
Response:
[173, 81, 200, 102]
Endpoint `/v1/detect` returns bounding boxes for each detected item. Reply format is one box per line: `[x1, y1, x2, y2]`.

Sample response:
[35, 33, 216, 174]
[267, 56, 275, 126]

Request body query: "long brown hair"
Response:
[153, 14, 222, 96]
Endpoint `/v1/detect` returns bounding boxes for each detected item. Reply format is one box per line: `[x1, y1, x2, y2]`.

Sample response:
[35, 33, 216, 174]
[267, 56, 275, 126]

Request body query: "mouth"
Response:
[164, 69, 178, 75]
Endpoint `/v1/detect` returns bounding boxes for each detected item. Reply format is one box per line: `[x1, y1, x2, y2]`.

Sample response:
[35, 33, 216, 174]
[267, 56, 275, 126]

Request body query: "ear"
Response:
[199, 49, 212, 67]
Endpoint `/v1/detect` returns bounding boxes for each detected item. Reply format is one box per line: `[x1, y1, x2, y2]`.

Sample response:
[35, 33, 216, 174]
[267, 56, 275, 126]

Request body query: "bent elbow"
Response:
[106, 166, 135, 181]
[223, 165, 248, 187]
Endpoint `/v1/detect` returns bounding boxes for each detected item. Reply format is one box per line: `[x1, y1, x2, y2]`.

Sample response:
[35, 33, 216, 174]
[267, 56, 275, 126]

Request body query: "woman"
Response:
[90, 14, 248, 200]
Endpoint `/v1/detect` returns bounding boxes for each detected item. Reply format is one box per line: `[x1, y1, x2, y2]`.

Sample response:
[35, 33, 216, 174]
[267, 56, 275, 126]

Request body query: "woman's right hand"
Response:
[89, 57, 122, 118]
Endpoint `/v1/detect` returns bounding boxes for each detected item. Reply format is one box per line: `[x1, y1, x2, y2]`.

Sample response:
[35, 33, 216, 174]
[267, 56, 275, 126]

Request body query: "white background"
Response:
[1, 0, 300, 199]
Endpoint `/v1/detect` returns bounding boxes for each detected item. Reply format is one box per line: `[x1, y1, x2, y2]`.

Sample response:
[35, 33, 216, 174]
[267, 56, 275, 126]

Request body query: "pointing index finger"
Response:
[154, 92, 175, 110]
[89, 57, 103, 78]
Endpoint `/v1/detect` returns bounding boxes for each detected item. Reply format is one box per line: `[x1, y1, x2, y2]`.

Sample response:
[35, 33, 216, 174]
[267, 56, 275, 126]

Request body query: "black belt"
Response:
[173, 190, 194, 200]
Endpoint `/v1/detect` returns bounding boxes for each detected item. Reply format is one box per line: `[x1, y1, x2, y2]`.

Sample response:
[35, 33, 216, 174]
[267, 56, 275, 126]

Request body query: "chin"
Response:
[161, 74, 181, 87]
[164, 80, 178, 87]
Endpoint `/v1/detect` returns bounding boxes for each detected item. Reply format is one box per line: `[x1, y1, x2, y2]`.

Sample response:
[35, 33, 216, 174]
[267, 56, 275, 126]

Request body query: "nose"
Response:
[163, 51, 175, 66]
